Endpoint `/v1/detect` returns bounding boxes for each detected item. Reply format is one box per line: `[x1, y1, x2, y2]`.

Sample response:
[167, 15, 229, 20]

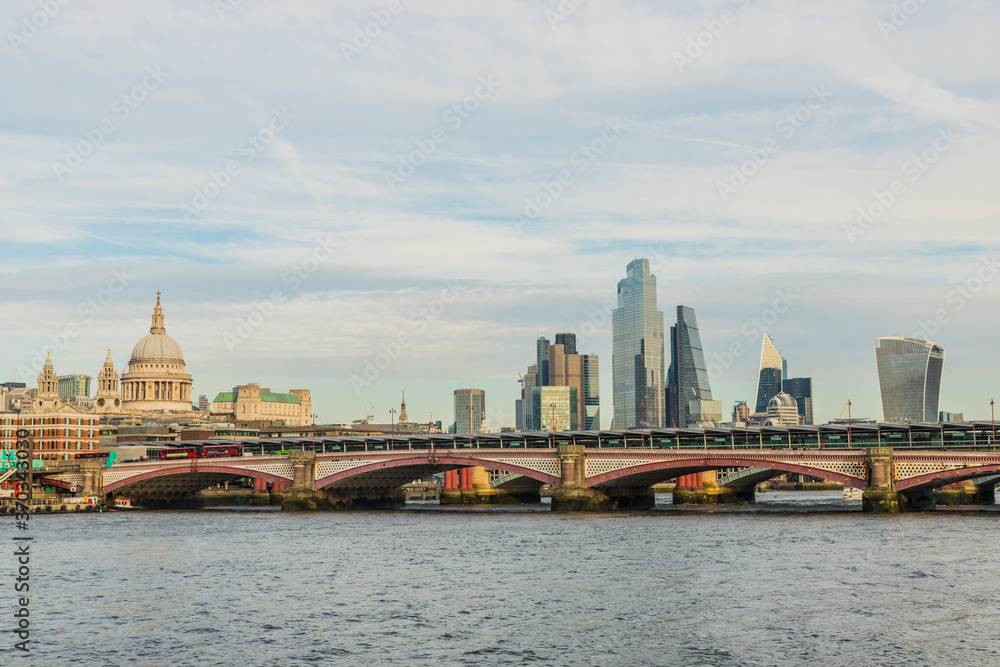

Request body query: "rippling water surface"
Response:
[17, 491, 1000, 665]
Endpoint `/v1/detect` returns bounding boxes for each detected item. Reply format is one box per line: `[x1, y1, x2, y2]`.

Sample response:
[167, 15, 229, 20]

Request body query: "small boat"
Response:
[114, 498, 134, 509]
[843, 487, 862, 500]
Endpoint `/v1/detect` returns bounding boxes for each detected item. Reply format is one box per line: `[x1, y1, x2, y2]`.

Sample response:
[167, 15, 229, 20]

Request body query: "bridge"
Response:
[46, 422, 1000, 513]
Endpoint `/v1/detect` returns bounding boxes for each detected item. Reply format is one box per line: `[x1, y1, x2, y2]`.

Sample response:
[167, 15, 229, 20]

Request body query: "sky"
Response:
[2, 0, 998, 428]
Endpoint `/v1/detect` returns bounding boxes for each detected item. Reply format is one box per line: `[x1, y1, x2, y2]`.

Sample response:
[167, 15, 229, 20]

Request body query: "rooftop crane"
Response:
[351, 372, 375, 424]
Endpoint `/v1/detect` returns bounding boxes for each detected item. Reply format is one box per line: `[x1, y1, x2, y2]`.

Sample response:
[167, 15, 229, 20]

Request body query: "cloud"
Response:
[2, 0, 999, 425]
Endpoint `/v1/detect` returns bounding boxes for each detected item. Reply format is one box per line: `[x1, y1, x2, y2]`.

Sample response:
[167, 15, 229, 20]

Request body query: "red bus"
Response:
[201, 445, 243, 458]
[155, 447, 198, 460]
[149, 445, 243, 461]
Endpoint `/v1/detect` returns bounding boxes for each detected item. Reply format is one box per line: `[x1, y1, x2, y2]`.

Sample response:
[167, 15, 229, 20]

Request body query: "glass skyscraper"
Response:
[754, 334, 783, 414]
[875, 336, 945, 423]
[612, 259, 665, 428]
[454, 389, 486, 434]
[667, 306, 720, 427]
[781, 376, 814, 425]
[531, 385, 578, 431]
[583, 354, 600, 430]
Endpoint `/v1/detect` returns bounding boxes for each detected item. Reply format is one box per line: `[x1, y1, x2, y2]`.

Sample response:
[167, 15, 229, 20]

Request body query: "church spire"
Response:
[150, 291, 166, 334]
[399, 391, 408, 424]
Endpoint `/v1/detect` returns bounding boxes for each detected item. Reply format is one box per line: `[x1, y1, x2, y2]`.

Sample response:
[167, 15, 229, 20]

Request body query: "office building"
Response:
[531, 385, 577, 431]
[515, 363, 537, 431]
[875, 336, 945, 423]
[520, 335, 598, 431]
[0, 413, 100, 461]
[582, 354, 600, 430]
[754, 334, 783, 414]
[454, 389, 486, 434]
[212, 384, 313, 426]
[766, 392, 799, 426]
[198, 394, 209, 412]
[58, 374, 92, 400]
[781, 377, 814, 425]
[555, 333, 577, 355]
[732, 400, 750, 425]
[611, 259, 665, 428]
[667, 306, 721, 427]
[536, 337, 550, 387]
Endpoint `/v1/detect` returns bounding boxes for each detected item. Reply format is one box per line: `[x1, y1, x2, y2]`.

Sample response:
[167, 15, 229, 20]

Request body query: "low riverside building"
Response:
[0, 412, 100, 461]
[211, 384, 312, 427]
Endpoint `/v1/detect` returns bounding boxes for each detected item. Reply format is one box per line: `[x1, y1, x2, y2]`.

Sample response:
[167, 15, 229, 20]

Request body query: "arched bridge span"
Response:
[316, 453, 560, 490]
[584, 453, 869, 490]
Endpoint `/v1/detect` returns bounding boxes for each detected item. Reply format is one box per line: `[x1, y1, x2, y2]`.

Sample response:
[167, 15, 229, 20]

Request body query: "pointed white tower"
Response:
[95, 349, 122, 414]
[33, 352, 60, 412]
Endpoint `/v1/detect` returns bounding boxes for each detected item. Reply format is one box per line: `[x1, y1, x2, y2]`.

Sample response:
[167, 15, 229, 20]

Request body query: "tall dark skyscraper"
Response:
[781, 376, 814, 425]
[555, 333, 577, 355]
[612, 259, 665, 428]
[536, 337, 550, 387]
[667, 306, 720, 427]
[875, 336, 945, 423]
[754, 334, 783, 414]
[582, 354, 600, 430]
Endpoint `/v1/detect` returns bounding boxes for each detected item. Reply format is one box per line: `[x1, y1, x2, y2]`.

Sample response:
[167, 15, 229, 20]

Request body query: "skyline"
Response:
[3, 1, 998, 427]
[2, 275, 992, 429]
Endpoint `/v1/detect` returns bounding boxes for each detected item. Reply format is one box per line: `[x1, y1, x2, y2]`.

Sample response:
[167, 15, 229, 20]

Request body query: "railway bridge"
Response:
[45, 421, 1000, 513]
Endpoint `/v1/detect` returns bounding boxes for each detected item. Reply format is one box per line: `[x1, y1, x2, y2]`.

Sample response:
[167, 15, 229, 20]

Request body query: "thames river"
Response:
[18, 491, 1000, 666]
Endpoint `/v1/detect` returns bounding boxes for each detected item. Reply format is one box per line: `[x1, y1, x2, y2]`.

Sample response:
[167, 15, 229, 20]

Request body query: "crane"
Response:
[351, 373, 375, 424]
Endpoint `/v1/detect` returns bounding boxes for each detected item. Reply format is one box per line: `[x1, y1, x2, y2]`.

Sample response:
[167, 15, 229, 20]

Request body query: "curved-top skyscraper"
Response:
[612, 259, 665, 429]
[875, 336, 945, 423]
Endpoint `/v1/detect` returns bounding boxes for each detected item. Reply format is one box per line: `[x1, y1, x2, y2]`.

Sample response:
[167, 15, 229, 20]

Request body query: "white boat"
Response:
[843, 487, 862, 500]
[114, 498, 133, 509]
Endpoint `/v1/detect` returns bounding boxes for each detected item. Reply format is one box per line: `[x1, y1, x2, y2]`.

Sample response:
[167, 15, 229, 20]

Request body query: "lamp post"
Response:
[467, 404, 473, 447]
[550, 403, 556, 448]
[389, 409, 396, 450]
[311, 413, 318, 452]
[640, 400, 646, 449]
[991, 399, 996, 451]
[743, 403, 749, 451]
[847, 400, 853, 449]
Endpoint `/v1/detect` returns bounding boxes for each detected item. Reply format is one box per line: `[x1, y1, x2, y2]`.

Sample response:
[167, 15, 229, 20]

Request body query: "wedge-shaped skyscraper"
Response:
[754, 334, 783, 414]
[667, 306, 721, 427]
[875, 336, 945, 423]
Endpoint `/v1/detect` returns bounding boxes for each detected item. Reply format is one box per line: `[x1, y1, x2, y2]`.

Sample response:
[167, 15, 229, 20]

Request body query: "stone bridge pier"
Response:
[861, 447, 902, 513]
[282, 451, 403, 511]
[79, 460, 105, 497]
[550, 445, 653, 511]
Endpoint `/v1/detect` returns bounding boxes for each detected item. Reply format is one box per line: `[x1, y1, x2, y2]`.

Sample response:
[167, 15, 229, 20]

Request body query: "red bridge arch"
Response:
[586, 457, 868, 490]
[103, 465, 293, 495]
[316, 454, 560, 490]
[896, 463, 1000, 492]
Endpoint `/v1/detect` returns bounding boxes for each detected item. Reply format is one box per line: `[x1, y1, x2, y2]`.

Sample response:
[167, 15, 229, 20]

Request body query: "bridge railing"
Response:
[112, 423, 1000, 462]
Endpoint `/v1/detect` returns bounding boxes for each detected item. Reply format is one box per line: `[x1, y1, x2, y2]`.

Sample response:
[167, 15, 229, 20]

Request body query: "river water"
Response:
[13, 491, 1000, 666]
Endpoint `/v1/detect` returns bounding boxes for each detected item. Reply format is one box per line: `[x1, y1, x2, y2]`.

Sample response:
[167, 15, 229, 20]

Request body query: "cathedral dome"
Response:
[130, 332, 185, 363]
[129, 293, 185, 364]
